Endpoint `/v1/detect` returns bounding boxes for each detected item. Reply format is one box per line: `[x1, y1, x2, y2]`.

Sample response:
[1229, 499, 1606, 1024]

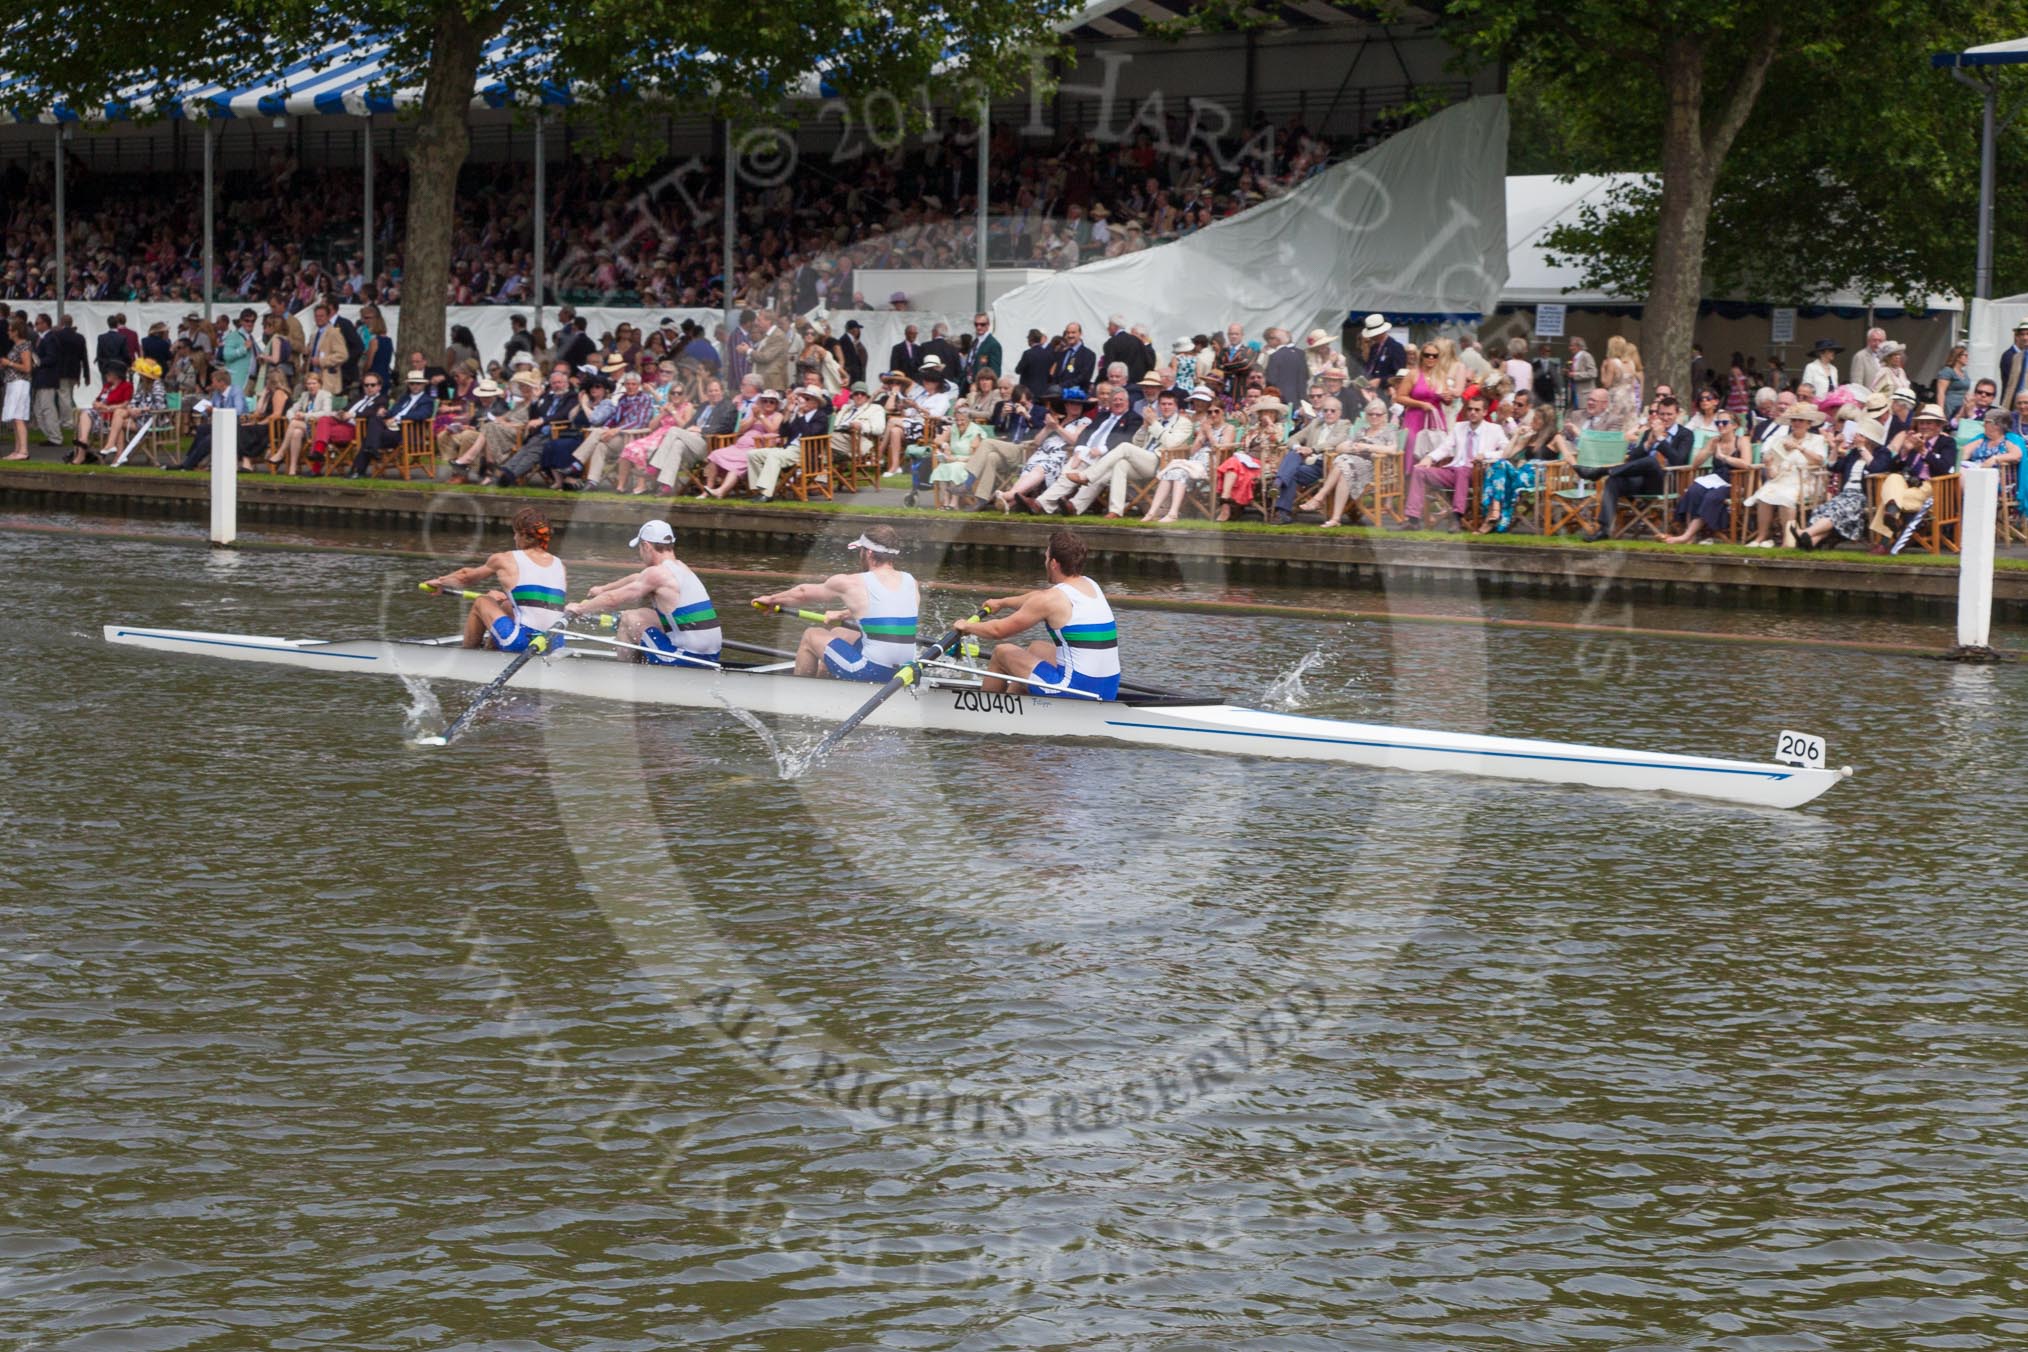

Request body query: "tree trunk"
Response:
[394, 5, 487, 369]
[1639, 25, 1781, 396]
[1640, 40, 1714, 397]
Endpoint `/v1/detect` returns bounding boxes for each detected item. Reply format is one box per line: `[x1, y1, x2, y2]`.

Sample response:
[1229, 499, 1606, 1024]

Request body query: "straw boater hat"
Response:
[757, 388, 782, 402]
[918, 355, 945, 374]
[1172, 337, 1195, 354]
[1304, 328, 1335, 350]
[881, 369, 910, 385]
[404, 369, 426, 382]
[1785, 403, 1826, 425]
[1359, 313, 1390, 339]
[510, 370, 541, 391]
[1861, 391, 1893, 416]
[1188, 386, 1216, 403]
[1889, 386, 1918, 405]
[1254, 397, 1288, 416]
[1914, 403, 1947, 423]
[1852, 416, 1888, 443]
[473, 379, 503, 398]
[1137, 371, 1164, 388]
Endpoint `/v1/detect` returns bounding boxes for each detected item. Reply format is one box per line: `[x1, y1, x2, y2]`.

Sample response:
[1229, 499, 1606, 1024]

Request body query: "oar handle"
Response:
[752, 600, 841, 626]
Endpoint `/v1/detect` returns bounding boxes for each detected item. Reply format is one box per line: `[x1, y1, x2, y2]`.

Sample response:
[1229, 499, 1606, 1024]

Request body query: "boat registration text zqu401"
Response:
[952, 689, 1025, 716]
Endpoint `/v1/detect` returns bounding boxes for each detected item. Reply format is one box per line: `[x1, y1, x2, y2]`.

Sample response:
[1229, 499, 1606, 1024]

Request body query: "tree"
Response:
[1426, 0, 2028, 389]
[6, 0, 1076, 362]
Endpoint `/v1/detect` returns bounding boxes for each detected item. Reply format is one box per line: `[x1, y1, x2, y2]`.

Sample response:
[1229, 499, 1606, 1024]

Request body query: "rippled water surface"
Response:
[4, 521, 2026, 1350]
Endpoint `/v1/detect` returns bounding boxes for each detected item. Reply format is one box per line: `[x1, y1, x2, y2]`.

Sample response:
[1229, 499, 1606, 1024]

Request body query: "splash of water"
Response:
[1260, 651, 1327, 711]
[715, 696, 823, 781]
[399, 674, 445, 741]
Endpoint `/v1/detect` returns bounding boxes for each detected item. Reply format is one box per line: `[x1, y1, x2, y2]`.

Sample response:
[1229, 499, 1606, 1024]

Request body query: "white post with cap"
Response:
[1957, 466, 1999, 652]
[210, 408, 238, 548]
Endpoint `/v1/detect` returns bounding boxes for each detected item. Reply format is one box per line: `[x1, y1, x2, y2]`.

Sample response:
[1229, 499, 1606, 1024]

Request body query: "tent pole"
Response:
[202, 121, 215, 324]
[533, 116, 546, 328]
[1952, 68, 1996, 302]
[53, 127, 65, 323]
[975, 97, 989, 315]
[1978, 79, 1996, 302]
[722, 120, 736, 346]
[362, 116, 374, 291]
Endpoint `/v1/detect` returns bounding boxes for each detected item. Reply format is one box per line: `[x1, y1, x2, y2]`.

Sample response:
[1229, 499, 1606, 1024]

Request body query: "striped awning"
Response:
[1060, 0, 1395, 41]
[0, 30, 567, 124]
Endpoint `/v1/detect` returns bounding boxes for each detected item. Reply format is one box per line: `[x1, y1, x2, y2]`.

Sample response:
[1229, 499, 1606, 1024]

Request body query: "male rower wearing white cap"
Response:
[753, 524, 920, 681]
[562, 519, 722, 666]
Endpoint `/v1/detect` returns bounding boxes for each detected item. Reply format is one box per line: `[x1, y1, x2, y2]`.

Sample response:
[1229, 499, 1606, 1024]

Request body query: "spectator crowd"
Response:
[0, 114, 1342, 312]
[10, 289, 2016, 560]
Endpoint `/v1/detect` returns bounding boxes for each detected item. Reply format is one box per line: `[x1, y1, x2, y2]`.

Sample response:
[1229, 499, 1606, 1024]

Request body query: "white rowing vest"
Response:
[1047, 579, 1120, 680]
[508, 549, 567, 632]
[654, 563, 723, 656]
[856, 569, 920, 669]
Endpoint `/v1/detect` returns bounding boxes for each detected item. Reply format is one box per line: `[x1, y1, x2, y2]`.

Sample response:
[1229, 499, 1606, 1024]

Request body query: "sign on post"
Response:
[1534, 304, 1567, 338]
[1770, 308, 1797, 346]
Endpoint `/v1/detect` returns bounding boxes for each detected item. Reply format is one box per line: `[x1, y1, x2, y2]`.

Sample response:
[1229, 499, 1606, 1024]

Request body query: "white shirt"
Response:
[1804, 358, 1838, 393]
[1433, 418, 1509, 466]
[1503, 358, 1533, 393]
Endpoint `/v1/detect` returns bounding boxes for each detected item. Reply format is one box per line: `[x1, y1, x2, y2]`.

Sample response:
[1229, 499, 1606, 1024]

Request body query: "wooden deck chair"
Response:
[1364, 445, 1406, 527]
[394, 421, 439, 481]
[1543, 429, 1626, 536]
[1999, 462, 2027, 544]
[1725, 441, 1766, 541]
[1914, 472, 1963, 554]
[780, 433, 835, 502]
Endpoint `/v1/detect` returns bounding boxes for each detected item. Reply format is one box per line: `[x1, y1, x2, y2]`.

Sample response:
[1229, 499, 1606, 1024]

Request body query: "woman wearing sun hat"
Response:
[1744, 402, 1827, 546]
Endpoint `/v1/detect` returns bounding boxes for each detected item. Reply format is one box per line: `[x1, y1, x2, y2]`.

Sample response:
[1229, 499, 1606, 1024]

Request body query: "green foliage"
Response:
[1443, 0, 2028, 303]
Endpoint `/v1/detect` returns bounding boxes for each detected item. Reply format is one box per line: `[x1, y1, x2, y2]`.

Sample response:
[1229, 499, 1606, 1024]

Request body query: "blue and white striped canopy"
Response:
[0, 30, 566, 124]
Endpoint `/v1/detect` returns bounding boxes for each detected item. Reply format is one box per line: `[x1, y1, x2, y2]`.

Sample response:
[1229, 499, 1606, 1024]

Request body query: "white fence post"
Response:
[1957, 466, 1998, 652]
[210, 408, 237, 548]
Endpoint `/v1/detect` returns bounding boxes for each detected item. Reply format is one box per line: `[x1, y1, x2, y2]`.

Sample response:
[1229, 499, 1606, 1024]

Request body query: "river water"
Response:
[4, 516, 2026, 1349]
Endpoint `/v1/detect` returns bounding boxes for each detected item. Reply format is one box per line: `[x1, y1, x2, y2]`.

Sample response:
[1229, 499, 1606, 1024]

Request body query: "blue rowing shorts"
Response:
[640, 628, 714, 667]
[489, 616, 563, 654]
[822, 636, 898, 683]
[1023, 659, 1119, 701]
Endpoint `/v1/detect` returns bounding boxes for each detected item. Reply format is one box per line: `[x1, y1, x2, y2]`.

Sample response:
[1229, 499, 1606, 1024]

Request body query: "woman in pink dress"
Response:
[699, 391, 783, 498]
[1392, 341, 1449, 459]
[616, 391, 694, 495]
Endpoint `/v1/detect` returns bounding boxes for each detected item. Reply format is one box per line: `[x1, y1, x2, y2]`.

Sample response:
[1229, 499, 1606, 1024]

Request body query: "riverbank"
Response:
[6, 460, 2024, 621]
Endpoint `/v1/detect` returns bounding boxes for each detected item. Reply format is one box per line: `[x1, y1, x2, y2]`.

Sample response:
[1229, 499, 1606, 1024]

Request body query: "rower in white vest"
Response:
[421, 506, 569, 652]
[563, 518, 722, 666]
[956, 526, 1123, 701]
[753, 524, 921, 682]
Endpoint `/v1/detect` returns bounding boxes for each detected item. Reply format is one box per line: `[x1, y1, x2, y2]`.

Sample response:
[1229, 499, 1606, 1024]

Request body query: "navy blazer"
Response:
[1050, 343, 1097, 391]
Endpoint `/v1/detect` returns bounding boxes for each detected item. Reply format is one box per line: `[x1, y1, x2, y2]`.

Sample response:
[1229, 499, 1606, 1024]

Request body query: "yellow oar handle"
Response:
[753, 600, 842, 625]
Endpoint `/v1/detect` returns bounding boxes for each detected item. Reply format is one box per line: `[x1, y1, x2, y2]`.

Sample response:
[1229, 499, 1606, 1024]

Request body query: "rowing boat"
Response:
[101, 625, 1852, 809]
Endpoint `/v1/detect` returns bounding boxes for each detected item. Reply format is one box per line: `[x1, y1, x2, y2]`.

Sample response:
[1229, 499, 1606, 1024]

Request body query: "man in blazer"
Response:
[1048, 321, 1097, 391]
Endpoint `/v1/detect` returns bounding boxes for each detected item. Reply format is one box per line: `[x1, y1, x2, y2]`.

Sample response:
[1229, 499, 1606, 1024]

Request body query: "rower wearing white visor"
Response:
[754, 525, 920, 682]
[562, 518, 722, 666]
[422, 506, 568, 652]
[956, 526, 1122, 701]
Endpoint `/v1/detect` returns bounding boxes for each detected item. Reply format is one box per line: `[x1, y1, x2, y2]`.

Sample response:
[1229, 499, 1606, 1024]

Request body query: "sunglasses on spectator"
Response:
[1714, 418, 1733, 426]
[1420, 349, 1438, 357]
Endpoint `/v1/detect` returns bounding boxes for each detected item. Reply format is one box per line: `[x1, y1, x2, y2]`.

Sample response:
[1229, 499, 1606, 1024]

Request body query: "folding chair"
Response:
[779, 434, 835, 502]
[1913, 472, 1963, 554]
[1543, 429, 1627, 536]
[394, 421, 439, 481]
[1364, 446, 1405, 527]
